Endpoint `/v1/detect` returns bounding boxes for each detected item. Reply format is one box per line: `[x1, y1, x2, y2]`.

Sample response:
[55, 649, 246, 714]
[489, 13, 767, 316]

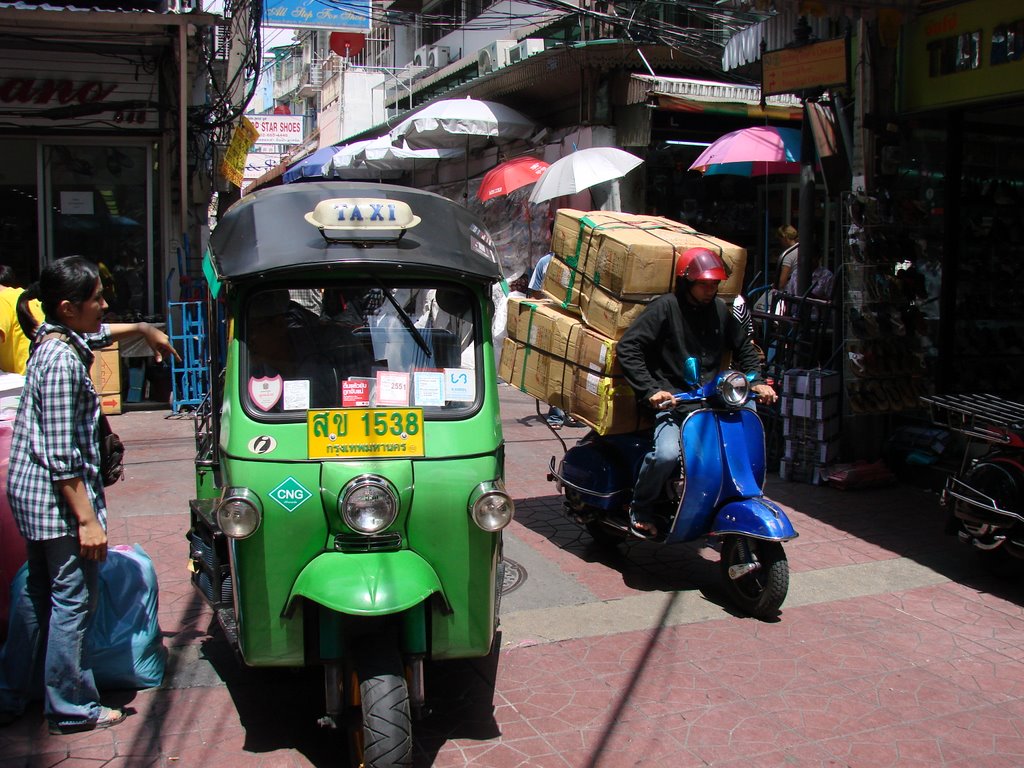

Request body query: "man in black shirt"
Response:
[617, 247, 777, 538]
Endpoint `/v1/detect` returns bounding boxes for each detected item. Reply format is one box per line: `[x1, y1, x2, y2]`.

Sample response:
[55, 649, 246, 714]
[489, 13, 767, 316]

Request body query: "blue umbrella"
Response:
[283, 146, 343, 184]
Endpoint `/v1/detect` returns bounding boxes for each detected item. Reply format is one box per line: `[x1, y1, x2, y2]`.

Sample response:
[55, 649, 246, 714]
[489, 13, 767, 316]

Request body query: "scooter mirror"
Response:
[684, 357, 700, 387]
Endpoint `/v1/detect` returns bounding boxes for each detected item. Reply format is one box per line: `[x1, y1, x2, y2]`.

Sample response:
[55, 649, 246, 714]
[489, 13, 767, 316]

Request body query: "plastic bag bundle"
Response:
[3, 543, 166, 692]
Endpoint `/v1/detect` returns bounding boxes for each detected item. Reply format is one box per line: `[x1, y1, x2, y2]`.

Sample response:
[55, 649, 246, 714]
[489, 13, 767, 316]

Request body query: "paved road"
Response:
[2, 390, 1024, 767]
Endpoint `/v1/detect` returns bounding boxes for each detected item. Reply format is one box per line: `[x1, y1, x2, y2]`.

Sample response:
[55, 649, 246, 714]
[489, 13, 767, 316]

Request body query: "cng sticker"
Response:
[269, 477, 312, 512]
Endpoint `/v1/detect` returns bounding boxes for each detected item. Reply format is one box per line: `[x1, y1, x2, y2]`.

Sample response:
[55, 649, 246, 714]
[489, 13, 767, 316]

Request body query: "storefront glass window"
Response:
[0, 139, 39, 285]
[45, 144, 151, 318]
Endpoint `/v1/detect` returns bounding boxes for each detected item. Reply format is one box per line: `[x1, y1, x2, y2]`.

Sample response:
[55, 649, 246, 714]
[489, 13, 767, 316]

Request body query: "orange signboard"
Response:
[762, 38, 849, 97]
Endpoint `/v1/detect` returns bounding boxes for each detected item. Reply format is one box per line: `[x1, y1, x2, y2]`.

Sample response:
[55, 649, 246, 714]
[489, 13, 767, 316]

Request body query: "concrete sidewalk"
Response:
[2, 389, 1024, 767]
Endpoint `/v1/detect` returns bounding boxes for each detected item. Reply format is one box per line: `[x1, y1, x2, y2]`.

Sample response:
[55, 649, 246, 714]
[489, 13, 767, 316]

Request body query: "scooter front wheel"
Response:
[350, 639, 413, 768]
[719, 536, 789, 619]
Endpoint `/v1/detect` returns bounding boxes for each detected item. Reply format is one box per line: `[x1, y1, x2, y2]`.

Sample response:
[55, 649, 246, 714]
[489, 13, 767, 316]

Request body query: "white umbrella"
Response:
[361, 137, 464, 170]
[389, 97, 536, 150]
[528, 147, 644, 204]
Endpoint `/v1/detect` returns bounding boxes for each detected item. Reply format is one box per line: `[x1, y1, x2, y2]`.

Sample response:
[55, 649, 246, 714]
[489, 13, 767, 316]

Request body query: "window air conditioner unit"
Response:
[427, 46, 450, 68]
[509, 39, 546, 64]
[477, 40, 516, 75]
[412, 45, 430, 68]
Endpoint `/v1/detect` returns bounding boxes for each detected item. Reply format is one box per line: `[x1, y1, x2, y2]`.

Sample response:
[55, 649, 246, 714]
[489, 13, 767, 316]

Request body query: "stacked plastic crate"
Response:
[779, 368, 840, 484]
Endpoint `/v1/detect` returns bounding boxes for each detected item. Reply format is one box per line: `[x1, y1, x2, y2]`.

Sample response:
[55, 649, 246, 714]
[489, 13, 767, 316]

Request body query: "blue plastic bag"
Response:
[2, 543, 166, 692]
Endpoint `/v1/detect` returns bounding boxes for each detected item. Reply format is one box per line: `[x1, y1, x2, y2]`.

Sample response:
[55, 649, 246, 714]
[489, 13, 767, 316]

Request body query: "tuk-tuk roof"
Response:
[208, 182, 503, 284]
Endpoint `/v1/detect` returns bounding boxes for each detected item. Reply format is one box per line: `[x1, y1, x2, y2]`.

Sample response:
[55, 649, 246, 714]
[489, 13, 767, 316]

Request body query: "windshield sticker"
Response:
[444, 368, 476, 402]
[376, 371, 410, 406]
[413, 371, 445, 407]
[249, 375, 283, 411]
[283, 380, 310, 410]
[342, 378, 374, 408]
[247, 435, 277, 455]
[268, 477, 312, 512]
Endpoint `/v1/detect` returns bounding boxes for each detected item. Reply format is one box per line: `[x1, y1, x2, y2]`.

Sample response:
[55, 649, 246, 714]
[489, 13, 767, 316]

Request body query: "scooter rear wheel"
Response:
[351, 639, 413, 767]
[719, 536, 789, 619]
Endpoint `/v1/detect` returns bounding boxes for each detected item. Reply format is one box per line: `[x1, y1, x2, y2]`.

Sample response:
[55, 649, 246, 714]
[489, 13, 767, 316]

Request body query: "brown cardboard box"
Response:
[89, 342, 122, 415]
[540, 255, 583, 315]
[570, 369, 650, 436]
[550, 210, 748, 303]
[576, 327, 622, 377]
[506, 298, 584, 362]
[498, 338, 549, 399]
[580, 283, 651, 341]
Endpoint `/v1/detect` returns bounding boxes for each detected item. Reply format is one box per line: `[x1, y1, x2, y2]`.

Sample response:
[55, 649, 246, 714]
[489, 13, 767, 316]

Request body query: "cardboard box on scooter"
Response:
[580, 282, 651, 340]
[570, 369, 651, 435]
[498, 338, 549, 399]
[506, 298, 584, 363]
[540, 255, 583, 315]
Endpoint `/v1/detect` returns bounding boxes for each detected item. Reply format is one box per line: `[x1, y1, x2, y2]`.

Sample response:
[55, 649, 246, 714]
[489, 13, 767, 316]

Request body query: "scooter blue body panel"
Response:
[667, 408, 768, 543]
[667, 410, 725, 543]
[713, 497, 798, 541]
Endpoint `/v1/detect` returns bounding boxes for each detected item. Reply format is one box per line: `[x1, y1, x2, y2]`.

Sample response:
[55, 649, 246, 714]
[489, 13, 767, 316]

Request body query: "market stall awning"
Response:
[627, 75, 803, 120]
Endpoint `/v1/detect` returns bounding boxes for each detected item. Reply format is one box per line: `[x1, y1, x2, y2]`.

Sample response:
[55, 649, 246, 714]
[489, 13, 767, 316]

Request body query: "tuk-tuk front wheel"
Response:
[350, 640, 412, 768]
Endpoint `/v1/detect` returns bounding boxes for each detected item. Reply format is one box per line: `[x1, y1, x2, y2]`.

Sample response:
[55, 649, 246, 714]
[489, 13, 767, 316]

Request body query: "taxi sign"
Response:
[304, 198, 421, 241]
[308, 408, 424, 459]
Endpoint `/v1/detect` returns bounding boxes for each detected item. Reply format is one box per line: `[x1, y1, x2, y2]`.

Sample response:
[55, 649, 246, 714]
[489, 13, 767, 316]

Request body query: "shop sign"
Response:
[0, 51, 159, 130]
[245, 114, 304, 145]
[244, 152, 282, 180]
[901, 0, 1024, 112]
[220, 117, 260, 188]
[762, 37, 849, 97]
[263, 0, 370, 32]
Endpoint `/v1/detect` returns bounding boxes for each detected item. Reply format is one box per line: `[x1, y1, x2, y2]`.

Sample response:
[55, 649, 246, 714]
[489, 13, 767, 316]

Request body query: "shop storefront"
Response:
[895, 0, 1024, 396]
[0, 12, 214, 323]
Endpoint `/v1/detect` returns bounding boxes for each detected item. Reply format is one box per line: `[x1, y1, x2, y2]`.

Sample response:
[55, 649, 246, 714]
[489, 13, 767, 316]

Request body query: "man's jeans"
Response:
[0, 536, 102, 726]
[631, 410, 686, 522]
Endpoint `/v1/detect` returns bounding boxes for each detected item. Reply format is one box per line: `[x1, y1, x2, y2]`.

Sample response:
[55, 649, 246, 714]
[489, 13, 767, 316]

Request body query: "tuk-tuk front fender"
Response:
[284, 551, 446, 617]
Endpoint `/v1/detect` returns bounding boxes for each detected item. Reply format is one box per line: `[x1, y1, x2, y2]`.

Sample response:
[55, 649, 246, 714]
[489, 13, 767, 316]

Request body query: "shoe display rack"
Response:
[840, 191, 930, 422]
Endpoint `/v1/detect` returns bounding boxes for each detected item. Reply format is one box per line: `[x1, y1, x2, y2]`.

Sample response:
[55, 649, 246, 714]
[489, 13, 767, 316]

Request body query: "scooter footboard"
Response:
[713, 498, 798, 541]
[284, 551, 446, 618]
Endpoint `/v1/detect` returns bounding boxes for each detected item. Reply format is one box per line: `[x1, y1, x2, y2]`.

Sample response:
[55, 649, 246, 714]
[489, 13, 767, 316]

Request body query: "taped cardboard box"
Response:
[506, 297, 583, 363]
[540, 254, 583, 315]
[580, 283, 651, 340]
[498, 338, 549, 400]
[571, 369, 651, 436]
[551, 209, 747, 302]
[90, 342, 122, 415]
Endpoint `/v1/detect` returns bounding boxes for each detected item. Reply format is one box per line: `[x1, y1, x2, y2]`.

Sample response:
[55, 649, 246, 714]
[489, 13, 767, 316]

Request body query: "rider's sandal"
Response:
[628, 514, 658, 540]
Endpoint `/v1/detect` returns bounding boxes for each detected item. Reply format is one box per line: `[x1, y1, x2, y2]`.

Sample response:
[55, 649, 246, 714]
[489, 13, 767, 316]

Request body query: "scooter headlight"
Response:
[340, 476, 398, 534]
[717, 371, 750, 408]
[469, 481, 514, 532]
[217, 487, 263, 539]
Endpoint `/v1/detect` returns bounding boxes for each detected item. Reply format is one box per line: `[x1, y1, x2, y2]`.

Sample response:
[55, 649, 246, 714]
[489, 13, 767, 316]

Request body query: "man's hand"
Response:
[751, 383, 778, 405]
[78, 518, 108, 561]
[648, 390, 678, 411]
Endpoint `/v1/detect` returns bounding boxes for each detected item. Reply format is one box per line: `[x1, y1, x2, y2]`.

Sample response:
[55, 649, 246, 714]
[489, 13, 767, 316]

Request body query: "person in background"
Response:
[617, 248, 776, 539]
[774, 224, 800, 291]
[528, 252, 581, 430]
[0, 265, 44, 375]
[0, 256, 176, 734]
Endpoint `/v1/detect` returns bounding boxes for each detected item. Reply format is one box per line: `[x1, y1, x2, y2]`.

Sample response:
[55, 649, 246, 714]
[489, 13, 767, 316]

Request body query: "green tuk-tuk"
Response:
[187, 182, 514, 766]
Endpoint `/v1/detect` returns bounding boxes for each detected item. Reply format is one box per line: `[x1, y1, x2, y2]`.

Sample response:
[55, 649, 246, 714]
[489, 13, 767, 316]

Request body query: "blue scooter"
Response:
[547, 359, 798, 619]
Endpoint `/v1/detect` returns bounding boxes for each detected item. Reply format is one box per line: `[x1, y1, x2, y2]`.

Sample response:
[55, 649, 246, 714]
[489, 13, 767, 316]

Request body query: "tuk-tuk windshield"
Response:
[243, 283, 480, 416]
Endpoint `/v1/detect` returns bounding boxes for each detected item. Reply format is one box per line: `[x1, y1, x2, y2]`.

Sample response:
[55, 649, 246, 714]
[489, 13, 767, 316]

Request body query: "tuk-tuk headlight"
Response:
[717, 371, 750, 409]
[217, 487, 263, 539]
[340, 476, 398, 534]
[469, 481, 514, 532]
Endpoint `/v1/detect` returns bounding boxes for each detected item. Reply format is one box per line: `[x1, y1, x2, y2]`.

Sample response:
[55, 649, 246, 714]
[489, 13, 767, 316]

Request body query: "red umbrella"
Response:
[477, 157, 549, 202]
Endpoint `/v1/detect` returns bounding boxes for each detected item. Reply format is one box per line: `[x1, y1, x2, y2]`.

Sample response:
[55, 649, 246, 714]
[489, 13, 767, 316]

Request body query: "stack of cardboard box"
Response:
[779, 368, 840, 484]
[499, 209, 747, 434]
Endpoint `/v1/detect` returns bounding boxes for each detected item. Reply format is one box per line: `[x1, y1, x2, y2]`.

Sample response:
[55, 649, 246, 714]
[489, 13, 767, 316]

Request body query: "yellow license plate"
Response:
[307, 409, 425, 460]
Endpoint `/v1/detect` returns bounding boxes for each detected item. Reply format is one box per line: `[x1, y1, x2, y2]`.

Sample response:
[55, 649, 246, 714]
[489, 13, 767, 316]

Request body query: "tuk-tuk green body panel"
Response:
[286, 551, 443, 616]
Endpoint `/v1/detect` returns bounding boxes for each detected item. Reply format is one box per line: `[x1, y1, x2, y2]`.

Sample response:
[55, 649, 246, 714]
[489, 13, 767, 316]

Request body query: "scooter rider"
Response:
[617, 247, 778, 539]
